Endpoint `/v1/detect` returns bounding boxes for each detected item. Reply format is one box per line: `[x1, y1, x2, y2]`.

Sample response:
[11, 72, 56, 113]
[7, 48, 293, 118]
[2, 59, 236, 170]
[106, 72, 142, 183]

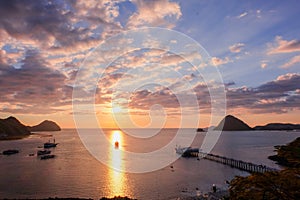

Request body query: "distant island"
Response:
[214, 115, 253, 131]
[254, 123, 300, 131]
[0, 116, 61, 140]
[197, 115, 300, 132]
[28, 120, 61, 132]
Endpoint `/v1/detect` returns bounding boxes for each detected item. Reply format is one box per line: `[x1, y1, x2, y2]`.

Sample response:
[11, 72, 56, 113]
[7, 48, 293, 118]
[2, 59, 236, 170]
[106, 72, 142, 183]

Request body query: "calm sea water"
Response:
[0, 129, 299, 200]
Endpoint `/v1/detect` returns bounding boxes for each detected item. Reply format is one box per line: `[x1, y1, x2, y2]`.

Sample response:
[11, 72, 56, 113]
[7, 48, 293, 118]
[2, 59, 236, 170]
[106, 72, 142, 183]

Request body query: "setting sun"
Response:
[112, 106, 123, 114]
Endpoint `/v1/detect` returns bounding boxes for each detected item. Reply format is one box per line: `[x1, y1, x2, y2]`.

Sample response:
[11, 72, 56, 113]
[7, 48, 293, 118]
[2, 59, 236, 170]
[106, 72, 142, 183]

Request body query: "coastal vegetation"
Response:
[268, 137, 300, 168]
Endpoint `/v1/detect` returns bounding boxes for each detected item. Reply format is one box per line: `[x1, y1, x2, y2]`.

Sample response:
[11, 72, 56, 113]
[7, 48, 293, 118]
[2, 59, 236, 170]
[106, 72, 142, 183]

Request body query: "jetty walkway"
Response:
[187, 151, 278, 173]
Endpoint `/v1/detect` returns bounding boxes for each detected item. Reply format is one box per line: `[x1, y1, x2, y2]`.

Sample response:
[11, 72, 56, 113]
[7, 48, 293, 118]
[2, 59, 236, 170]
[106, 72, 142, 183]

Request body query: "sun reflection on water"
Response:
[108, 130, 129, 197]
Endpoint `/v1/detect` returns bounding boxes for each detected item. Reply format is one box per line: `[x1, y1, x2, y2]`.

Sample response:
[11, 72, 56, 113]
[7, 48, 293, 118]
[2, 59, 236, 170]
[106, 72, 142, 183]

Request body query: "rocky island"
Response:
[214, 115, 253, 131]
[0, 116, 61, 140]
[0, 116, 31, 139]
[211, 115, 300, 131]
[254, 123, 300, 131]
[28, 120, 61, 132]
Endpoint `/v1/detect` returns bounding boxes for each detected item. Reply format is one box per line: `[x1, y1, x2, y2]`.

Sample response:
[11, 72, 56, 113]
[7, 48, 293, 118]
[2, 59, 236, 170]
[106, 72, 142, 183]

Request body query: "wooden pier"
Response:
[187, 151, 278, 173]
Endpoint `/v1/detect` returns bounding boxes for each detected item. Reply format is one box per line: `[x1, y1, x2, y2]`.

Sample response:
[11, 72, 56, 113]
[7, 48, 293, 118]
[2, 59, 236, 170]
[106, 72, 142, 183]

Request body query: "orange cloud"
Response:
[229, 43, 245, 53]
[280, 55, 300, 69]
[260, 60, 268, 69]
[268, 36, 300, 54]
[127, 0, 182, 28]
[211, 56, 232, 66]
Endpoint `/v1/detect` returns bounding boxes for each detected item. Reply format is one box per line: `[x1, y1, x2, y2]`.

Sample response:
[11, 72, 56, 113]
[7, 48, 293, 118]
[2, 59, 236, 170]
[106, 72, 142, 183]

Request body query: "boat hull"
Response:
[44, 143, 58, 148]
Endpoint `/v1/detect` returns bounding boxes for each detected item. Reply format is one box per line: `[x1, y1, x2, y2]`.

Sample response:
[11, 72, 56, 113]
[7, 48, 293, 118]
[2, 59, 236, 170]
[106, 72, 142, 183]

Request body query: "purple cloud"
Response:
[0, 50, 68, 113]
[126, 73, 300, 114]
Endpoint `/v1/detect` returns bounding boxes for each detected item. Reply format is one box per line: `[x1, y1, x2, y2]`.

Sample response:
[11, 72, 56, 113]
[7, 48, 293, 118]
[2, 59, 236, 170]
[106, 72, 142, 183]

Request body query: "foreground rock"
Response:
[268, 137, 300, 168]
[0, 116, 31, 139]
[230, 137, 300, 199]
[28, 120, 61, 132]
[214, 115, 252, 131]
[254, 123, 300, 131]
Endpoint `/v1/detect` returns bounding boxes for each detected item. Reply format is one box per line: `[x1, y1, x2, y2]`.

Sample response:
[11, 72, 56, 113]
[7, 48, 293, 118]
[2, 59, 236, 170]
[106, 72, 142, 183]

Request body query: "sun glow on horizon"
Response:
[111, 130, 122, 147]
[112, 106, 123, 114]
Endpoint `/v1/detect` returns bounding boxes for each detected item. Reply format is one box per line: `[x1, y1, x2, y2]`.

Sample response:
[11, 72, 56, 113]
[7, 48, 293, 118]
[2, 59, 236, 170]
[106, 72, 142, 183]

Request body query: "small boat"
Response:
[44, 139, 58, 148]
[114, 141, 119, 148]
[40, 155, 55, 160]
[2, 149, 19, 155]
[44, 142, 58, 148]
[175, 146, 199, 157]
[37, 150, 51, 156]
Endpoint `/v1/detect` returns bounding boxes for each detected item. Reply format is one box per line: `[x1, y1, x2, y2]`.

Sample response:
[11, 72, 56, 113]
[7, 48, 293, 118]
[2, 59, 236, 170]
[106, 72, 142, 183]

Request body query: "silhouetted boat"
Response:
[196, 128, 205, 132]
[44, 138, 58, 148]
[175, 146, 190, 154]
[115, 141, 119, 148]
[175, 146, 199, 157]
[37, 150, 51, 156]
[44, 142, 58, 148]
[40, 155, 55, 160]
[2, 149, 19, 155]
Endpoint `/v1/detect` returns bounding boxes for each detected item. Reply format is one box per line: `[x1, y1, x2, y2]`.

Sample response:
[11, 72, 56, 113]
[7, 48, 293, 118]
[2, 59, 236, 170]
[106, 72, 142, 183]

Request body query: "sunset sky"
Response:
[0, 0, 299, 128]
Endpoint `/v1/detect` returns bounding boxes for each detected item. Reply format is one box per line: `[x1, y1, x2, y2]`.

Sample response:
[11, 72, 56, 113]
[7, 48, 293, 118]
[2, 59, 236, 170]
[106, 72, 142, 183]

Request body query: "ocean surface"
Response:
[1, 129, 300, 200]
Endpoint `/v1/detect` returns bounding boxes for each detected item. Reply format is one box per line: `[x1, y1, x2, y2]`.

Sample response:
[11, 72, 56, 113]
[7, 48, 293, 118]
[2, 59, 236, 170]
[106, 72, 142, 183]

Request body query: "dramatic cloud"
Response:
[129, 87, 179, 110]
[229, 43, 245, 53]
[0, 50, 69, 114]
[0, 0, 184, 115]
[126, 73, 300, 115]
[227, 73, 300, 113]
[268, 36, 300, 54]
[0, 0, 124, 45]
[280, 55, 300, 69]
[127, 82, 211, 116]
[0, 1, 299, 126]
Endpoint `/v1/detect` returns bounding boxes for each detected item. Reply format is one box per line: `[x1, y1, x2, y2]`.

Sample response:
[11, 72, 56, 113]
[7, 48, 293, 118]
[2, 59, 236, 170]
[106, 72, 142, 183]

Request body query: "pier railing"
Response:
[188, 151, 278, 173]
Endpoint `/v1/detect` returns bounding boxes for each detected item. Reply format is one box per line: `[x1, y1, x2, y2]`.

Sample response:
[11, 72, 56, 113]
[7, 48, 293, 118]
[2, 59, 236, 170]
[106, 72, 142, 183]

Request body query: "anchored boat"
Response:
[175, 146, 199, 157]
[2, 149, 19, 155]
[40, 154, 55, 160]
[44, 138, 58, 148]
[37, 150, 51, 156]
